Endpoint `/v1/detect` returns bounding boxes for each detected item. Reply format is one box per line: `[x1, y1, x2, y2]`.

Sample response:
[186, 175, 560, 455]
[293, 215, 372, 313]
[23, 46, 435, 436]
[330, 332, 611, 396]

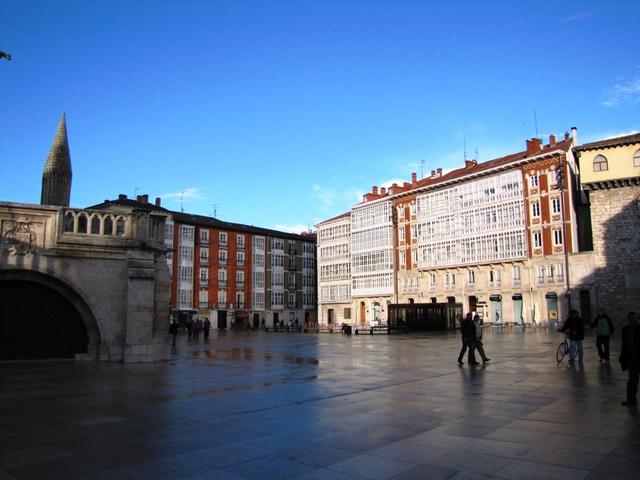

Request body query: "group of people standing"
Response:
[457, 312, 490, 365]
[168, 317, 212, 347]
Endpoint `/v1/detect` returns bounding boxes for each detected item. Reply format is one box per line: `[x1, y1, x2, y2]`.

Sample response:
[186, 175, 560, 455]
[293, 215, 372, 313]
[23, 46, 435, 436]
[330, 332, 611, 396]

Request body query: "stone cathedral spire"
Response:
[41, 113, 73, 207]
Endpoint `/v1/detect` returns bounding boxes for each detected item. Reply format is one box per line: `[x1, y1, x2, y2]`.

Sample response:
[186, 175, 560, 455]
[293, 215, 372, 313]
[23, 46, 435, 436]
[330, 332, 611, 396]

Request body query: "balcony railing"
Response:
[236, 302, 245, 309]
[200, 279, 209, 287]
[218, 281, 228, 288]
[200, 257, 209, 266]
[288, 283, 296, 290]
[199, 301, 208, 309]
[217, 302, 227, 309]
[513, 279, 521, 287]
[237, 282, 245, 289]
[237, 260, 245, 267]
[219, 258, 227, 266]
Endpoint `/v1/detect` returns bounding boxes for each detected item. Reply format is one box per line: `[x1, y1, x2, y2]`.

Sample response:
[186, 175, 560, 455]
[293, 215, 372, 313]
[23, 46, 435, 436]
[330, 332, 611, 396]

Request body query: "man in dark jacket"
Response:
[591, 308, 614, 362]
[559, 309, 584, 363]
[619, 312, 640, 407]
[458, 313, 478, 365]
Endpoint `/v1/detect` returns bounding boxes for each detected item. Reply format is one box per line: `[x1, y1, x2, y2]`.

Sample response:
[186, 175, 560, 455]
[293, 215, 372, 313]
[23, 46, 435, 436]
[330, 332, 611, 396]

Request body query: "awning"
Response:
[234, 310, 250, 319]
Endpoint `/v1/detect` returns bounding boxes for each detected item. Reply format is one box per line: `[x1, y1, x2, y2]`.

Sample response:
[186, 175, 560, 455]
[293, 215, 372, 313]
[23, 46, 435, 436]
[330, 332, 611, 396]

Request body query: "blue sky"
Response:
[1, 1, 639, 232]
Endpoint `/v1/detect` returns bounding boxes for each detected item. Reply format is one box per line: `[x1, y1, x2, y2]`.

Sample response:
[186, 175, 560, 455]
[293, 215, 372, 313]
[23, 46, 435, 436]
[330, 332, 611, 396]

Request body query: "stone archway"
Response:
[0, 269, 100, 360]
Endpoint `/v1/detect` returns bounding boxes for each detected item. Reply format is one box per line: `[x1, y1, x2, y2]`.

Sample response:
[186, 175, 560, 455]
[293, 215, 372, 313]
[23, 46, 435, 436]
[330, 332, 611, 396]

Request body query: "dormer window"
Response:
[593, 154, 608, 172]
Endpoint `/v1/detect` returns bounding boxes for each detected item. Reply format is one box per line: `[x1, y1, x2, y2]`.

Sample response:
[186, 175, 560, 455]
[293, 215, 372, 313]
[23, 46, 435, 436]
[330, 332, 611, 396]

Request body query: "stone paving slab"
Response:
[1, 329, 639, 479]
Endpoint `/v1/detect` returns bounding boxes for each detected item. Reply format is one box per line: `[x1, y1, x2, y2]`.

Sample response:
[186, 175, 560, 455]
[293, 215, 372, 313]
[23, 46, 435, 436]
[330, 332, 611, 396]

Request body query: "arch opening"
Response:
[0, 273, 97, 360]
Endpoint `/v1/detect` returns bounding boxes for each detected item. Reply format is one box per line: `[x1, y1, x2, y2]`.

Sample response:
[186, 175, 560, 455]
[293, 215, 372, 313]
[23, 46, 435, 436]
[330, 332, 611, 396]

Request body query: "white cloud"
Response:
[378, 178, 406, 189]
[601, 76, 640, 107]
[312, 184, 337, 210]
[160, 187, 208, 203]
[271, 223, 310, 234]
[564, 12, 591, 22]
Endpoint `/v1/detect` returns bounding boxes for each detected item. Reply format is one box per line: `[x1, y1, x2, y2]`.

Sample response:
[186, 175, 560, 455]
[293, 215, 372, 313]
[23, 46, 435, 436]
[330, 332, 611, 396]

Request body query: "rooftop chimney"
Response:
[155, 197, 161, 207]
[118, 194, 127, 201]
[564, 131, 570, 141]
[380, 187, 386, 195]
[465, 160, 475, 169]
[136, 195, 142, 202]
[571, 126, 578, 145]
[549, 134, 556, 146]
[372, 186, 378, 195]
[411, 172, 417, 185]
[437, 167, 442, 176]
[526, 138, 542, 155]
[141, 194, 149, 205]
[431, 169, 436, 177]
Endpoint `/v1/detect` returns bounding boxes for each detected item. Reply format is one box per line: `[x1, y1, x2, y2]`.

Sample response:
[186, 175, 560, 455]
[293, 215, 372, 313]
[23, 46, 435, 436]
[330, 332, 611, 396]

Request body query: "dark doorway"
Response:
[218, 310, 227, 329]
[359, 302, 366, 326]
[0, 280, 88, 360]
[327, 309, 334, 325]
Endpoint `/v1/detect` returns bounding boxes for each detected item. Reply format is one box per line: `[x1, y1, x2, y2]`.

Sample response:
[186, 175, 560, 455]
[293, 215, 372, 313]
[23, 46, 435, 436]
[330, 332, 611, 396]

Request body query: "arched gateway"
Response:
[0, 273, 94, 360]
[0, 202, 171, 362]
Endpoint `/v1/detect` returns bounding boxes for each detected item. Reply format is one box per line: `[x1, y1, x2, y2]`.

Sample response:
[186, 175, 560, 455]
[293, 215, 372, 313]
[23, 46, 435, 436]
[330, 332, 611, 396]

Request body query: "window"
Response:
[217, 290, 227, 308]
[199, 268, 208, 285]
[467, 270, 475, 286]
[64, 212, 77, 233]
[399, 251, 406, 268]
[236, 292, 245, 308]
[411, 249, 418, 265]
[199, 247, 209, 264]
[531, 201, 540, 218]
[410, 203, 417, 217]
[634, 149, 640, 167]
[219, 249, 227, 265]
[429, 274, 436, 289]
[398, 206, 405, 221]
[529, 175, 539, 188]
[512, 265, 521, 286]
[344, 308, 351, 319]
[237, 234, 245, 249]
[236, 271, 244, 288]
[537, 266, 545, 284]
[553, 229, 563, 246]
[593, 154, 608, 172]
[288, 292, 296, 307]
[218, 269, 227, 287]
[533, 231, 542, 248]
[399, 227, 405, 242]
[489, 270, 501, 287]
[199, 229, 209, 243]
[551, 197, 561, 215]
[219, 232, 228, 246]
[556, 264, 565, 282]
[547, 265, 554, 281]
[237, 250, 245, 266]
[199, 290, 208, 309]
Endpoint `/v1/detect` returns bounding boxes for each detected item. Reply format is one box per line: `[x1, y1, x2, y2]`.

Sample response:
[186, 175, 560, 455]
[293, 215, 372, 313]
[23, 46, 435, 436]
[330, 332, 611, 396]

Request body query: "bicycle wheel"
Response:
[556, 341, 568, 363]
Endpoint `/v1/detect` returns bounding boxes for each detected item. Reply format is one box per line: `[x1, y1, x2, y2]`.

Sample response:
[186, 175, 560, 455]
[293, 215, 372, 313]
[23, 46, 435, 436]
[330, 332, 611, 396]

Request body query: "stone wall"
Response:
[590, 186, 640, 325]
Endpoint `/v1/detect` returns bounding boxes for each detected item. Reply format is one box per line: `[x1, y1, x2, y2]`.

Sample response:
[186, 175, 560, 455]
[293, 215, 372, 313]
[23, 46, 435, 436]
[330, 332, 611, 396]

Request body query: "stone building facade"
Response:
[574, 133, 640, 324]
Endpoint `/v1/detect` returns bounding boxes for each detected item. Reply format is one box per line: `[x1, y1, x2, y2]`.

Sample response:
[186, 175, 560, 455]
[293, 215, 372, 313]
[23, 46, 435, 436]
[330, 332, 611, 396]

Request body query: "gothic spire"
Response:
[41, 113, 73, 207]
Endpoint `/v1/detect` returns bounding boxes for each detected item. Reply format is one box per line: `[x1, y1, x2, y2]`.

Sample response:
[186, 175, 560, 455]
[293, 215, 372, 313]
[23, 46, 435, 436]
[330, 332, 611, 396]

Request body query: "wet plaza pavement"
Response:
[1, 329, 639, 480]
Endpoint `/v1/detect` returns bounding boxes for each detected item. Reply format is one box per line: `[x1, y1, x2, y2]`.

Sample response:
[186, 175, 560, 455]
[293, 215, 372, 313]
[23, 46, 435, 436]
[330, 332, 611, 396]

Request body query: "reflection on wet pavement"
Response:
[1, 329, 639, 480]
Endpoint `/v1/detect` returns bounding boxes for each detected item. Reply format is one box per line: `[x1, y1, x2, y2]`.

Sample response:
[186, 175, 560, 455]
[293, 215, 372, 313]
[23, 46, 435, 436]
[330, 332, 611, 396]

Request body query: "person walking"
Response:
[473, 314, 490, 363]
[458, 312, 479, 365]
[203, 318, 211, 340]
[193, 318, 202, 340]
[619, 312, 640, 407]
[559, 309, 584, 363]
[591, 308, 614, 362]
[169, 319, 179, 347]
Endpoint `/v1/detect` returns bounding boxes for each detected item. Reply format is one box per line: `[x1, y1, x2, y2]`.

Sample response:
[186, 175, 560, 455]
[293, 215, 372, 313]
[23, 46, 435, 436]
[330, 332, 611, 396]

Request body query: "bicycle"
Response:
[556, 334, 569, 363]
